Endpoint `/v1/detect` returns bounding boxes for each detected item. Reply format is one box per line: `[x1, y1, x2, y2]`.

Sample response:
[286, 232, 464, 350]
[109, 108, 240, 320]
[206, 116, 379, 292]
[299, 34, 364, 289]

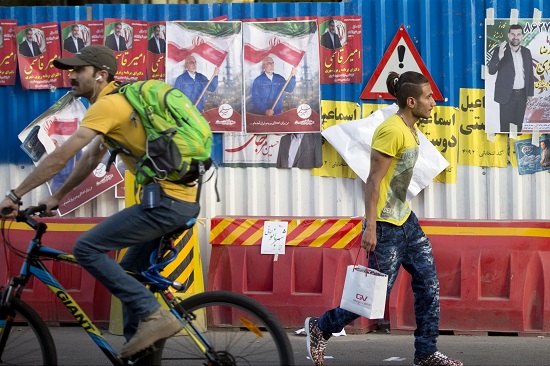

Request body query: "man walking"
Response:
[305, 71, 463, 366]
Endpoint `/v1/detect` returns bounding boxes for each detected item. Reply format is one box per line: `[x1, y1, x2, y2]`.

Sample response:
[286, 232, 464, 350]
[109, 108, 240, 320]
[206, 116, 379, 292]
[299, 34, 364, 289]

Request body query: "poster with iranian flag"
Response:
[166, 21, 243, 132]
[17, 92, 123, 216]
[16, 22, 63, 90]
[59, 20, 104, 88]
[146, 22, 166, 81]
[0, 20, 17, 86]
[243, 21, 321, 134]
[104, 18, 148, 83]
[318, 16, 362, 84]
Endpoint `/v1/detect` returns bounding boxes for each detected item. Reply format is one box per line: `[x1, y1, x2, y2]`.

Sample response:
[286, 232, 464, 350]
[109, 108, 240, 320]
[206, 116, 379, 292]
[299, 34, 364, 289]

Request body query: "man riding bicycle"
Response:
[0, 45, 198, 358]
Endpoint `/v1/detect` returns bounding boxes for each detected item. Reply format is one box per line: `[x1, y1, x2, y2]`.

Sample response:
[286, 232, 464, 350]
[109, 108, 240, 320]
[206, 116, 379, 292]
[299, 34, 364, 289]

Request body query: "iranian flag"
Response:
[166, 21, 241, 68]
[244, 21, 318, 68]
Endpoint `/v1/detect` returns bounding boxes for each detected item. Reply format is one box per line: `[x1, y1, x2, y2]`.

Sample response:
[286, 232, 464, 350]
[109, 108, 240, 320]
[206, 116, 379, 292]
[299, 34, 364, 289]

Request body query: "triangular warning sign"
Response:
[360, 25, 443, 101]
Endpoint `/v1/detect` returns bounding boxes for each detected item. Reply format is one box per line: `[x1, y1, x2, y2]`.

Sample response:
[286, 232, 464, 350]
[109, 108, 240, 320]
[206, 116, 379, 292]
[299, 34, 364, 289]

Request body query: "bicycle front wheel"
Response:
[0, 297, 57, 365]
[162, 291, 294, 365]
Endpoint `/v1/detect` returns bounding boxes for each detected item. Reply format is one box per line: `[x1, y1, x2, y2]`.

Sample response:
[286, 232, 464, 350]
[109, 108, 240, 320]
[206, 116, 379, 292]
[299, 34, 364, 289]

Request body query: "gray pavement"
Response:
[46, 325, 550, 365]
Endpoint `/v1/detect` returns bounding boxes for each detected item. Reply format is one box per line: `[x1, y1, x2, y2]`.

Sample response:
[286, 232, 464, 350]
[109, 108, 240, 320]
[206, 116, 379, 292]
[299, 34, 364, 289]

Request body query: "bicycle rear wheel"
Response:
[162, 291, 294, 365]
[0, 297, 57, 365]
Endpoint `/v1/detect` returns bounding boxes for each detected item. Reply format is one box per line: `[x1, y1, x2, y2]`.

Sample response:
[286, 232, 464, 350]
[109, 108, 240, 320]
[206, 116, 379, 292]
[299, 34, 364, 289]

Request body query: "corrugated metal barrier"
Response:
[0, 1, 548, 284]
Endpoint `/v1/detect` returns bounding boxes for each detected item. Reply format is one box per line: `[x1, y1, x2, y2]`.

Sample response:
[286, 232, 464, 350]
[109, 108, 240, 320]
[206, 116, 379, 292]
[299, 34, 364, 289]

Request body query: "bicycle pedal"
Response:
[124, 344, 158, 364]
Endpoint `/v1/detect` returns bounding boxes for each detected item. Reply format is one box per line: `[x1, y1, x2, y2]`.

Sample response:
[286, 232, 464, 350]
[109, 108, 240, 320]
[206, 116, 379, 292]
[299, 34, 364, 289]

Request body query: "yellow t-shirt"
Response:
[371, 114, 419, 226]
[80, 81, 197, 202]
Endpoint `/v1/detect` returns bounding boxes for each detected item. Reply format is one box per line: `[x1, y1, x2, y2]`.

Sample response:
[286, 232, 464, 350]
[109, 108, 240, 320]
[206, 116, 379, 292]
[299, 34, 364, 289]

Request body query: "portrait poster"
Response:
[0, 20, 17, 86]
[243, 21, 321, 134]
[146, 22, 166, 81]
[59, 20, 104, 88]
[18, 92, 123, 216]
[104, 18, 147, 83]
[166, 21, 243, 132]
[16, 22, 62, 90]
[514, 134, 550, 174]
[318, 16, 362, 84]
[458, 88, 508, 167]
[485, 19, 550, 133]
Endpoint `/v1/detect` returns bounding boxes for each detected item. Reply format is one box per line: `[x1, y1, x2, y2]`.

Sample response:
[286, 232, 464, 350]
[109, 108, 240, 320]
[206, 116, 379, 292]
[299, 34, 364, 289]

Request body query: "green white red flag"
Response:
[167, 22, 240, 68]
[244, 21, 317, 68]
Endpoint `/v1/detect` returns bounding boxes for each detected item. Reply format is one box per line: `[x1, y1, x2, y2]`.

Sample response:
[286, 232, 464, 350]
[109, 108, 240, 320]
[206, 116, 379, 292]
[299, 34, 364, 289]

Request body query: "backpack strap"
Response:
[103, 135, 156, 185]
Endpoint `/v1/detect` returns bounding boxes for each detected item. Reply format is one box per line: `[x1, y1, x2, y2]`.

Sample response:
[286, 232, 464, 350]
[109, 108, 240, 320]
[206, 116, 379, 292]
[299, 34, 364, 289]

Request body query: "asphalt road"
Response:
[45, 325, 550, 365]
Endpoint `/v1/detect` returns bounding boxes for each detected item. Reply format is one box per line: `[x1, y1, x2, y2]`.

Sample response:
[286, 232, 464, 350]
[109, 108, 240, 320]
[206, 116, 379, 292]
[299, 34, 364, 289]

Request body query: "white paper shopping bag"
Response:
[340, 264, 388, 319]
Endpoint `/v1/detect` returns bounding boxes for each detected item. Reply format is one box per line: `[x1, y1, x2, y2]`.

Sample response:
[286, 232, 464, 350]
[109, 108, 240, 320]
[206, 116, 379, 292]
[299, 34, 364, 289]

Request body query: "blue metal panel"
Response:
[0, 6, 88, 164]
[3, 1, 550, 165]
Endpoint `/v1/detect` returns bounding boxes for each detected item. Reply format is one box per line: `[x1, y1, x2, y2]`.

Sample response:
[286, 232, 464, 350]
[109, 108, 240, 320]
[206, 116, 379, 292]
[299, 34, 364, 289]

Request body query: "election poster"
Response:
[166, 21, 243, 132]
[16, 22, 63, 90]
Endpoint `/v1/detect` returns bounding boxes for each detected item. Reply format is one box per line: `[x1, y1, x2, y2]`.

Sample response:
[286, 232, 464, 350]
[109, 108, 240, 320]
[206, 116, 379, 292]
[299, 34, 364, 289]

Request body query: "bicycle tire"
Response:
[161, 291, 294, 365]
[0, 297, 57, 365]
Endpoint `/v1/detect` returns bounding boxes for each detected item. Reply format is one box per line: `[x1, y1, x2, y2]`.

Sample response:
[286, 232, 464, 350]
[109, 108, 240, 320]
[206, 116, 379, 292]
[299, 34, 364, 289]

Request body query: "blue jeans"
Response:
[316, 212, 440, 359]
[73, 193, 199, 340]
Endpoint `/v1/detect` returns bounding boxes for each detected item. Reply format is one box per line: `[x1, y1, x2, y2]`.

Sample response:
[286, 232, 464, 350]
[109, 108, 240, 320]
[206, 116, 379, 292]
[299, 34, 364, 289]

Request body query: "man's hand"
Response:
[38, 195, 60, 217]
[265, 109, 274, 116]
[0, 197, 19, 219]
[498, 41, 507, 60]
[361, 225, 377, 252]
[213, 67, 220, 76]
[290, 67, 297, 77]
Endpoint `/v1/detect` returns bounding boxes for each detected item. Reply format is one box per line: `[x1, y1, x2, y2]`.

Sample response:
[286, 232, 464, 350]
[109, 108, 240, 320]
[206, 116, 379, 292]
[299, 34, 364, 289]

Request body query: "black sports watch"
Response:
[5, 190, 21, 205]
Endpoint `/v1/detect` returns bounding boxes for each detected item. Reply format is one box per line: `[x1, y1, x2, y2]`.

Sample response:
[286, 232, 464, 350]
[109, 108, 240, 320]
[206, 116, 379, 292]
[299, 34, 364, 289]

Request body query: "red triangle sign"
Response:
[360, 25, 443, 101]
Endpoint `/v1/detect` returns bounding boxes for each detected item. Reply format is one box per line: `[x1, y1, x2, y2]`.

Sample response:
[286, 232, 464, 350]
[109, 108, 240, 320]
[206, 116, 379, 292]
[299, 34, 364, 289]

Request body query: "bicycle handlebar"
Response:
[6, 204, 47, 221]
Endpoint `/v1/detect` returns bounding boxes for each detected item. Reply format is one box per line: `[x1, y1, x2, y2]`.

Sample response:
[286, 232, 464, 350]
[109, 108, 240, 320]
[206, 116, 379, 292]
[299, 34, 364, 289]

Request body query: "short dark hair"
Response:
[153, 25, 160, 31]
[114, 22, 122, 28]
[509, 24, 523, 34]
[386, 71, 429, 108]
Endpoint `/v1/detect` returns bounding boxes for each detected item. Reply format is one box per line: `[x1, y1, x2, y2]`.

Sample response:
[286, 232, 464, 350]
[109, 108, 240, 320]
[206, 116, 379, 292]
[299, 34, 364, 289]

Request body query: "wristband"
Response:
[5, 190, 22, 205]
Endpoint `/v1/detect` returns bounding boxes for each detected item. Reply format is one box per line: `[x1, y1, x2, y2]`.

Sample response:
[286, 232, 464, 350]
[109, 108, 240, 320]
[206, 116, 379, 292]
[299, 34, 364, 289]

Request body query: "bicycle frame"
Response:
[0, 218, 214, 365]
[0, 229, 124, 365]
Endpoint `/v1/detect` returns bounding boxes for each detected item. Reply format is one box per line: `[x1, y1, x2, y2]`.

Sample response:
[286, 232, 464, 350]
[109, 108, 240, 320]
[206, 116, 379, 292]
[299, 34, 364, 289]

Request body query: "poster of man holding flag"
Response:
[166, 21, 243, 133]
[243, 20, 320, 134]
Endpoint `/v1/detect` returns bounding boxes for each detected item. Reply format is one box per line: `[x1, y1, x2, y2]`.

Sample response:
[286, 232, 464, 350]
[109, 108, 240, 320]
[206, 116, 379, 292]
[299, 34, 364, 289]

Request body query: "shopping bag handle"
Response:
[353, 247, 381, 272]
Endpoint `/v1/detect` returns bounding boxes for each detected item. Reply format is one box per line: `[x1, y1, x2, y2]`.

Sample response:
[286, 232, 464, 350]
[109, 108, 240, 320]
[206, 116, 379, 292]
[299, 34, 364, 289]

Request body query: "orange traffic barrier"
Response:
[0, 218, 111, 324]
[389, 220, 550, 336]
[208, 216, 380, 332]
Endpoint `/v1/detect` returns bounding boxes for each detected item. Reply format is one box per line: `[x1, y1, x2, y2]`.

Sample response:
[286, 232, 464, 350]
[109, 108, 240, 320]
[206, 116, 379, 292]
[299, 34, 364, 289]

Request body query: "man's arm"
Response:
[50, 136, 106, 201]
[0, 127, 99, 216]
[487, 41, 507, 75]
[361, 149, 393, 251]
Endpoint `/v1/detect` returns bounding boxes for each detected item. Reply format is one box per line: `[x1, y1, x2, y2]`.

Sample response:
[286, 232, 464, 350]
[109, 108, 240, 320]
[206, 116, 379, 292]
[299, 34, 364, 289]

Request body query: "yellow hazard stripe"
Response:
[422, 226, 550, 237]
[6, 222, 96, 231]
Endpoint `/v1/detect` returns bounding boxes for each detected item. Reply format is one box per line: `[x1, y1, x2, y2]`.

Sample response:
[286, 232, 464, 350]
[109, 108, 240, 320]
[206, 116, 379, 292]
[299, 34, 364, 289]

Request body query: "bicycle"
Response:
[0, 205, 294, 365]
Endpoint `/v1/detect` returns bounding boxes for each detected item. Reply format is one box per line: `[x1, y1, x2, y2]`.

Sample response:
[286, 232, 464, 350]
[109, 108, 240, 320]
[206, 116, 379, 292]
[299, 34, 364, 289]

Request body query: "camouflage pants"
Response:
[316, 211, 440, 359]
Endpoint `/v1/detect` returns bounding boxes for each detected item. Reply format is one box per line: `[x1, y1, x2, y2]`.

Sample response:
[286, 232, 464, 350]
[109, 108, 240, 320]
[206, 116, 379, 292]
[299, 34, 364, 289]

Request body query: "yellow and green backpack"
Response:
[106, 80, 213, 186]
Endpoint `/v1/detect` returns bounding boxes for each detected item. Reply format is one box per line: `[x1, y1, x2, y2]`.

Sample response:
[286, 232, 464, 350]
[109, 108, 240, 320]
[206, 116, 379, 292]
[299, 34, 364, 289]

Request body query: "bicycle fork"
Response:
[160, 291, 222, 363]
[0, 286, 15, 361]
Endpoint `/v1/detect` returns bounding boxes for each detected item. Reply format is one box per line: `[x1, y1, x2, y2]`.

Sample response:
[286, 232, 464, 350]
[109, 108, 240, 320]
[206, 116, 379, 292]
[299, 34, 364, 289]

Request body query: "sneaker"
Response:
[413, 351, 463, 366]
[121, 308, 183, 358]
[305, 317, 329, 366]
